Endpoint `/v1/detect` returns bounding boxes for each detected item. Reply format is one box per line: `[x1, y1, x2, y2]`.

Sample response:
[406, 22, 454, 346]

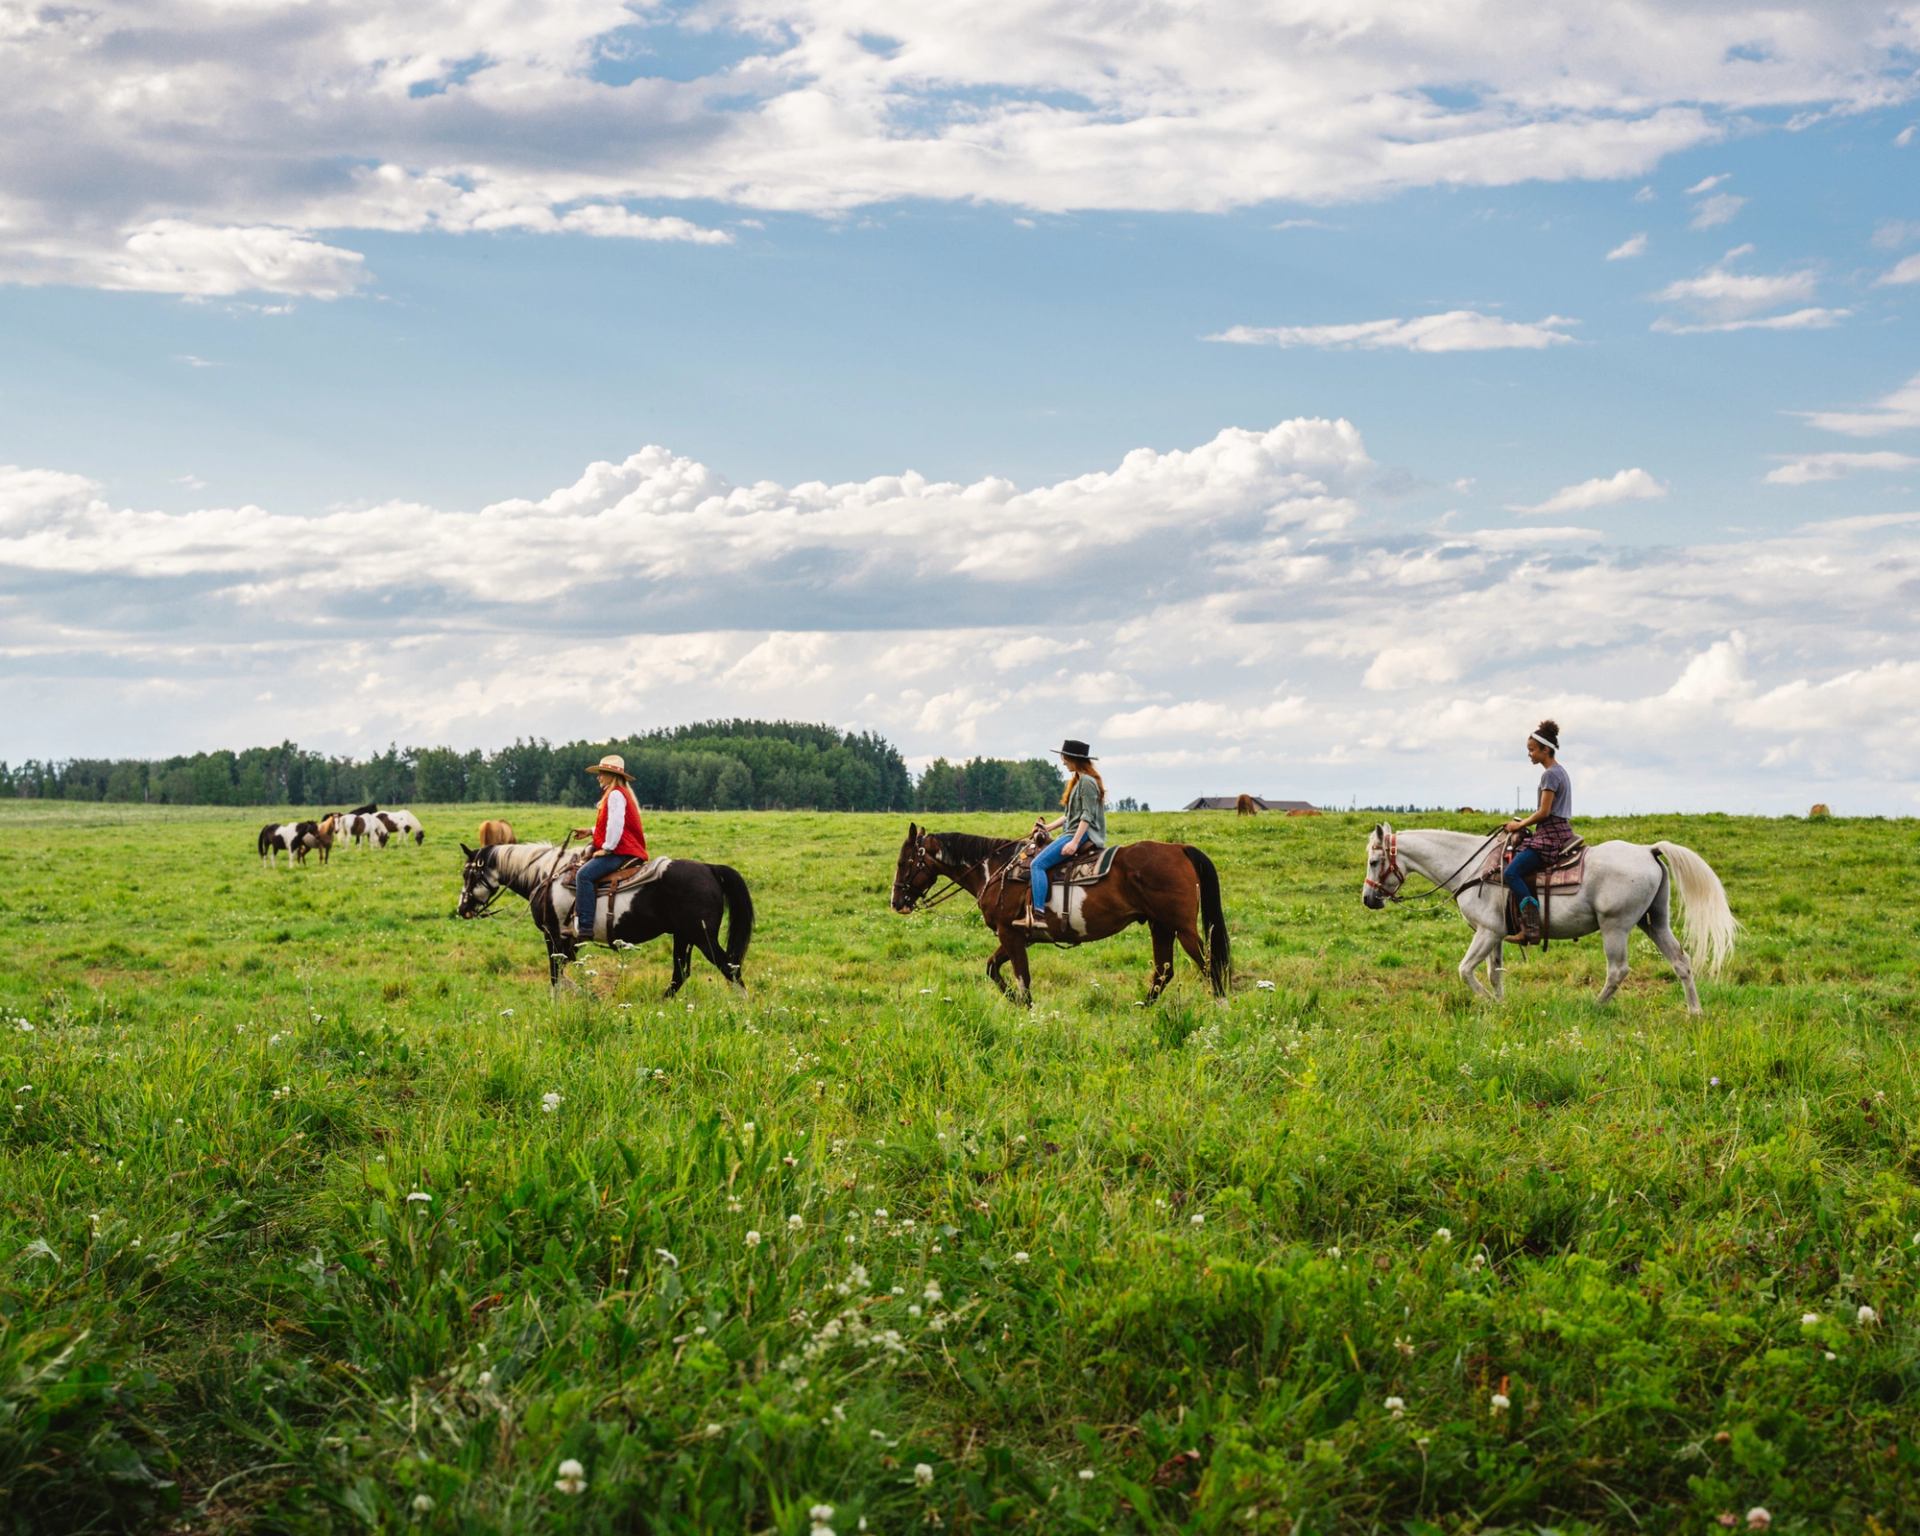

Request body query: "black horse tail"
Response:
[257, 823, 271, 857]
[1183, 846, 1231, 996]
[711, 864, 755, 980]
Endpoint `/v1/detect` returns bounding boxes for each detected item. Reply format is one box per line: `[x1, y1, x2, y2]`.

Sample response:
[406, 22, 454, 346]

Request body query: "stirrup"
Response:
[1011, 907, 1049, 931]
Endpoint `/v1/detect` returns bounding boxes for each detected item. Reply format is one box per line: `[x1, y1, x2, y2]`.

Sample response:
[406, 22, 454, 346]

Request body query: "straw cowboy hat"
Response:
[585, 753, 633, 781]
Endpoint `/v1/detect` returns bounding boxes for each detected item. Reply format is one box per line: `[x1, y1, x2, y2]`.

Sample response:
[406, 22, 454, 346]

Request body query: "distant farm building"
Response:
[1184, 796, 1318, 813]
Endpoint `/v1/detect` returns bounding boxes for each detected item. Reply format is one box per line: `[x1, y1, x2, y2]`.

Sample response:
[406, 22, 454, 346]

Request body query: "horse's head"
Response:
[891, 822, 939, 914]
[1362, 821, 1401, 909]
[456, 842, 502, 918]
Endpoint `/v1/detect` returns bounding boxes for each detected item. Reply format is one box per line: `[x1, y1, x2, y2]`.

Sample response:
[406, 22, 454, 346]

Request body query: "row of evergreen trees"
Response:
[0, 724, 1079, 814]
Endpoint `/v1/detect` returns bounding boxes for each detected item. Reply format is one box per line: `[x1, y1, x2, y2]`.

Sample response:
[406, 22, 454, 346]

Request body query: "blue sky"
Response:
[2, 1, 1918, 812]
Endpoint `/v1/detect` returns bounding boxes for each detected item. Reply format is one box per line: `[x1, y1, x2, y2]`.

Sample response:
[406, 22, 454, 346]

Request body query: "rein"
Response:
[1369, 829, 1505, 904]
[901, 836, 1015, 912]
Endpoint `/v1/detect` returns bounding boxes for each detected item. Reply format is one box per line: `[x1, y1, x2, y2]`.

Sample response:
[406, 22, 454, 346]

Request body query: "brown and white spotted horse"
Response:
[257, 815, 335, 868]
[890, 824, 1230, 1004]
[456, 842, 754, 993]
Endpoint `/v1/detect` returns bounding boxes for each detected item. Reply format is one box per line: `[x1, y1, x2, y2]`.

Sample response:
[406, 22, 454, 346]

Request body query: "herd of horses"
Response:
[447, 814, 1736, 1013]
[256, 804, 425, 867]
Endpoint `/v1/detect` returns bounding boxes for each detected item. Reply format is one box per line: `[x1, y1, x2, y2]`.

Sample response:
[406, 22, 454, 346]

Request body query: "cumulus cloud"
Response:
[7, 421, 1919, 812]
[1605, 232, 1648, 260]
[1764, 451, 1920, 485]
[1875, 253, 1920, 286]
[1689, 191, 1747, 228]
[1207, 311, 1577, 352]
[1510, 467, 1668, 515]
[1, 2, 1916, 294]
[1650, 254, 1841, 333]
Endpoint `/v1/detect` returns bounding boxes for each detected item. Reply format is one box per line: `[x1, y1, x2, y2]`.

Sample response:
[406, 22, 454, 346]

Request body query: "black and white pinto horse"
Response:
[258, 815, 335, 868]
[456, 842, 753, 992]
[1361, 823, 1738, 1014]
[333, 804, 424, 848]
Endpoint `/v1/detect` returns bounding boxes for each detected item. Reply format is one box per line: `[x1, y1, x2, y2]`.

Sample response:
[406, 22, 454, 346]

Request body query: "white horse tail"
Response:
[1654, 841, 1739, 977]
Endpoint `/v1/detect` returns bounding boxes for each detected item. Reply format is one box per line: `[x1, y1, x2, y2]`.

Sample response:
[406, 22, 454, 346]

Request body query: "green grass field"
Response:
[1, 802, 1916, 1534]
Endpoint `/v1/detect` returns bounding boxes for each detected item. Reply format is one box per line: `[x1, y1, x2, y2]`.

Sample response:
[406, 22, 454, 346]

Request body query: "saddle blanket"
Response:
[552, 856, 674, 942]
[1010, 844, 1119, 887]
[1477, 839, 1587, 893]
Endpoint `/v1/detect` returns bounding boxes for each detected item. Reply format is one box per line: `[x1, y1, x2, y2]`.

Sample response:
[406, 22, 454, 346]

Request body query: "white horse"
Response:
[1360, 823, 1737, 1014]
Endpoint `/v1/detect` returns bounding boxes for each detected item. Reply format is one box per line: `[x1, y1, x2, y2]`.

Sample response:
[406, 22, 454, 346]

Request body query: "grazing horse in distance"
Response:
[1235, 793, 1260, 816]
[890, 824, 1230, 1004]
[479, 819, 515, 846]
[258, 815, 335, 868]
[1360, 822, 1738, 1014]
[379, 809, 425, 845]
[457, 842, 754, 993]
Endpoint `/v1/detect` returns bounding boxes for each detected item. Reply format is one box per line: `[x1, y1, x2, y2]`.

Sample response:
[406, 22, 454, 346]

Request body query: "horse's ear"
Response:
[461, 842, 475, 859]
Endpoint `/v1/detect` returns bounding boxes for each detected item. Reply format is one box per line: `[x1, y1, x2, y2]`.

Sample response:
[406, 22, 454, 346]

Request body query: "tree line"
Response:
[0, 723, 1076, 814]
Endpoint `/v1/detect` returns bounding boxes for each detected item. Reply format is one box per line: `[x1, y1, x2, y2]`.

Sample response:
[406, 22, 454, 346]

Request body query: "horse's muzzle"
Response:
[1362, 892, 1384, 911]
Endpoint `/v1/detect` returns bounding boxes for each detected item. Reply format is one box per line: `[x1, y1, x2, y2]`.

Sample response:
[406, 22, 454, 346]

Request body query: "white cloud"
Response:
[1689, 192, 1747, 229]
[2, 2, 1917, 293]
[1875, 253, 1920, 286]
[1653, 306, 1850, 334]
[1798, 372, 1920, 436]
[1764, 451, 1920, 485]
[1510, 467, 1668, 516]
[1897, 125, 1916, 147]
[1684, 173, 1730, 194]
[1605, 232, 1647, 260]
[1633, 184, 1656, 203]
[1207, 311, 1577, 352]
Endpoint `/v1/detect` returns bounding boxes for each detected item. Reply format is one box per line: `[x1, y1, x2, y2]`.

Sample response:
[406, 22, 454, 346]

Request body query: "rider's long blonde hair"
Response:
[1060, 757, 1104, 807]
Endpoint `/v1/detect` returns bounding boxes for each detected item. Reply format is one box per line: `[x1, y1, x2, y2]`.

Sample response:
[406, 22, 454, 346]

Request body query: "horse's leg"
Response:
[1006, 933, 1034, 1006]
[1458, 926, 1499, 1000]
[1596, 922, 1632, 1004]
[663, 936, 693, 998]
[1173, 923, 1207, 977]
[1488, 935, 1506, 1001]
[984, 939, 1012, 997]
[1145, 920, 1177, 1003]
[1639, 905, 1701, 1015]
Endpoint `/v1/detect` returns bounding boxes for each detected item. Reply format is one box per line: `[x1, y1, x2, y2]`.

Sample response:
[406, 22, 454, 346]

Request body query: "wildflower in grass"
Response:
[1190, 1212, 1205, 1226]
[1717, 1515, 1738, 1530]
[1326, 1245, 1340, 1259]
[783, 1154, 798, 1166]
[1490, 1392, 1510, 1414]
[655, 1248, 678, 1268]
[1013, 1251, 1030, 1264]
[541, 1091, 563, 1113]
[1434, 1227, 1452, 1244]
[874, 1208, 889, 1219]
[1471, 1252, 1487, 1270]
[745, 1230, 762, 1247]
[915, 1462, 935, 1487]
[923, 1281, 942, 1303]
[1077, 1469, 1095, 1481]
[1384, 1396, 1405, 1419]
[743, 1121, 755, 1133]
[789, 1214, 804, 1231]
[1710, 1076, 1720, 1087]
[704, 1423, 723, 1437]
[412, 1494, 434, 1514]
[477, 1371, 492, 1388]
[810, 1504, 835, 1525]
[1858, 1304, 1879, 1325]
[407, 1191, 432, 1205]
[1746, 1510, 1771, 1531]
[1801, 1311, 1820, 1326]
[554, 1458, 588, 1496]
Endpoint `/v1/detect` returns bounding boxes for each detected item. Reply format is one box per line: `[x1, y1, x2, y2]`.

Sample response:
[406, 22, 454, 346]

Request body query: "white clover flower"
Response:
[745, 1230, 762, 1247]
[783, 1154, 798, 1167]
[915, 1462, 934, 1487]
[554, 1458, 588, 1496]
[1190, 1213, 1205, 1227]
[1325, 1245, 1340, 1259]
[1434, 1227, 1452, 1243]
[541, 1091, 563, 1114]
[1489, 1392, 1510, 1413]
[811, 1526, 834, 1536]
[1800, 1311, 1821, 1326]
[727, 1197, 743, 1213]
[704, 1423, 723, 1437]
[1858, 1304, 1879, 1325]
[742, 1120, 755, 1133]
[406, 1191, 432, 1205]
[810, 1504, 835, 1522]
[1077, 1468, 1095, 1481]
[1384, 1396, 1405, 1419]
[874, 1208, 889, 1220]
[1746, 1510, 1771, 1532]
[654, 1248, 678, 1268]
[477, 1370, 492, 1388]
[412, 1494, 434, 1514]
[923, 1281, 943, 1303]
[1013, 1251, 1030, 1264]
[788, 1214, 804, 1231]
[1470, 1252, 1487, 1270]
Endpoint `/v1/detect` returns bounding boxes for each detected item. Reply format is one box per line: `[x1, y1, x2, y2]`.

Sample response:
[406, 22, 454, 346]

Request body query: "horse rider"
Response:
[1018, 739, 1107, 929]
[1503, 719, 1574, 945]
[570, 753, 648, 941]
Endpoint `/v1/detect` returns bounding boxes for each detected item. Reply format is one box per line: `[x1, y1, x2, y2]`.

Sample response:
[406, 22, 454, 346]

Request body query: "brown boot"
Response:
[1011, 906, 1049, 931]
[1508, 900, 1542, 945]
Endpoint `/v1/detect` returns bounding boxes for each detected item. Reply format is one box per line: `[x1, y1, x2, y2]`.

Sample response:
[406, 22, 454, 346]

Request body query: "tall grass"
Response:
[0, 803, 1915, 1532]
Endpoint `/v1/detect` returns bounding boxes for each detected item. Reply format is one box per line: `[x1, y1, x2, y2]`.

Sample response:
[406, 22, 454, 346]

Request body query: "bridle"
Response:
[459, 854, 509, 919]
[1367, 828, 1506, 904]
[894, 831, 1003, 913]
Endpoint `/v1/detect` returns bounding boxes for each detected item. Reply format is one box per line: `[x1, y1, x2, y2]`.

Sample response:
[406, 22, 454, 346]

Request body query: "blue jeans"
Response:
[1029, 834, 1077, 912]
[575, 854, 628, 934]
[1504, 847, 1543, 907]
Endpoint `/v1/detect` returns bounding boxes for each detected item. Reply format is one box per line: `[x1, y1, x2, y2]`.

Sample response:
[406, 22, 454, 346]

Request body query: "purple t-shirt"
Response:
[1538, 763, 1572, 821]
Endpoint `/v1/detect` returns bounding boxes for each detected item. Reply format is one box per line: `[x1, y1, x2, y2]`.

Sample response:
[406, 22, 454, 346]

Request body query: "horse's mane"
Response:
[487, 841, 563, 887]
[930, 831, 1020, 867]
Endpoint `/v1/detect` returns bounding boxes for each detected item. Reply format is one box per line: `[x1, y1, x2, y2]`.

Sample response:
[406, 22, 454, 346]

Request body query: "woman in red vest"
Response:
[571, 753, 648, 942]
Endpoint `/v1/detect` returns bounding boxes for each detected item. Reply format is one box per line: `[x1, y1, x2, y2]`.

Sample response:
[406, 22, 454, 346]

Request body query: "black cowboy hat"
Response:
[1053, 739, 1097, 760]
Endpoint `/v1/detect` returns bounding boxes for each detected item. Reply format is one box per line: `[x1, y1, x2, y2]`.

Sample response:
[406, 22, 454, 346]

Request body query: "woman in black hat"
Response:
[1020, 739, 1107, 928]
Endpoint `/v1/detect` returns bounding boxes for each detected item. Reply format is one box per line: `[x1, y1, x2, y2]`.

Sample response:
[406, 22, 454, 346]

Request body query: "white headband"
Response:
[1530, 731, 1559, 753]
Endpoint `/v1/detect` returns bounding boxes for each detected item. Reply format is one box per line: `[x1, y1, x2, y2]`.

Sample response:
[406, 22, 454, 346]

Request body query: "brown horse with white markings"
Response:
[890, 824, 1230, 1004]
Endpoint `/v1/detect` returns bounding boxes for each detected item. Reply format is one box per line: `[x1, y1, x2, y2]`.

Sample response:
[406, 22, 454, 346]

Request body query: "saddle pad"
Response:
[1010, 844, 1119, 886]
[1478, 841, 1587, 891]
[604, 856, 672, 893]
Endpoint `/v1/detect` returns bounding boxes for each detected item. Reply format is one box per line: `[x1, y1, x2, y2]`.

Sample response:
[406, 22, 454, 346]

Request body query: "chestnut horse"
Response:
[478, 819, 515, 846]
[890, 824, 1229, 1003]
